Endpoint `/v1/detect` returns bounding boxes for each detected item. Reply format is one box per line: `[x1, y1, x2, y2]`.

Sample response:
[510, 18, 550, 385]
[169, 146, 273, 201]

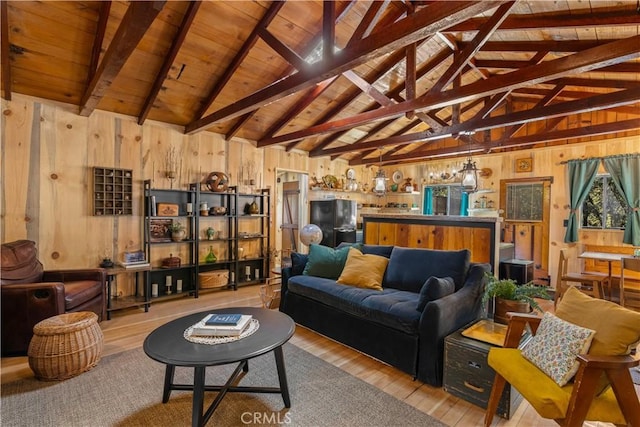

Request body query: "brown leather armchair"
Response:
[1, 240, 106, 356]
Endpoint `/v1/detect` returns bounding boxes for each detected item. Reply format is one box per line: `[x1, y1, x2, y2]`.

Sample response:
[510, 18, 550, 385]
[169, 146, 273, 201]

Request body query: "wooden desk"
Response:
[579, 251, 624, 299]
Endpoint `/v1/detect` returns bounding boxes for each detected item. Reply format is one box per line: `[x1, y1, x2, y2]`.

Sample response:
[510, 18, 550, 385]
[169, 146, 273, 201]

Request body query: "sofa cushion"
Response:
[416, 276, 455, 311]
[291, 252, 308, 276]
[64, 280, 103, 311]
[0, 240, 44, 285]
[303, 244, 353, 279]
[384, 247, 470, 292]
[361, 245, 394, 258]
[337, 247, 388, 290]
[288, 275, 421, 334]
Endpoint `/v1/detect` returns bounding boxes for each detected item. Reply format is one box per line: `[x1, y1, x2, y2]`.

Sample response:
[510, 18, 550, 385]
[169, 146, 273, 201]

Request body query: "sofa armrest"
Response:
[43, 268, 106, 284]
[416, 262, 491, 385]
[1, 282, 67, 355]
[279, 266, 294, 311]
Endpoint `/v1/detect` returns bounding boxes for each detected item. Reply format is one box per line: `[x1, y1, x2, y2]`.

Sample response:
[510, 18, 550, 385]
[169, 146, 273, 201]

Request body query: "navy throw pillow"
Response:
[417, 276, 455, 311]
[291, 252, 308, 276]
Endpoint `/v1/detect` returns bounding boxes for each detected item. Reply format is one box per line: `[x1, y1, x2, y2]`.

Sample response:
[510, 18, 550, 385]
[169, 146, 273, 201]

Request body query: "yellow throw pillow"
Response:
[555, 286, 640, 356]
[337, 247, 389, 291]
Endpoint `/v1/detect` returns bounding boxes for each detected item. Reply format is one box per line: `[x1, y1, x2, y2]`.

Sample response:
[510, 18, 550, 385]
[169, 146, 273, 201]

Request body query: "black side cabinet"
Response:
[444, 327, 524, 419]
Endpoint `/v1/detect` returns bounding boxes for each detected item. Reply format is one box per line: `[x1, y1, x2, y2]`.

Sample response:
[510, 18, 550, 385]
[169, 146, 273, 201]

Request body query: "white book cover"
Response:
[191, 314, 252, 337]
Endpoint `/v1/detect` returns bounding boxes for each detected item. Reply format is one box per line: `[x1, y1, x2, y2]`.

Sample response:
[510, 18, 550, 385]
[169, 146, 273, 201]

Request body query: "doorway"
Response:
[275, 169, 308, 268]
[499, 177, 553, 285]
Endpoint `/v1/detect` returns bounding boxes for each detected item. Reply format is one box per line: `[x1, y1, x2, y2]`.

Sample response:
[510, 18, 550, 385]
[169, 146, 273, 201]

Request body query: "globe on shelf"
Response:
[300, 224, 323, 246]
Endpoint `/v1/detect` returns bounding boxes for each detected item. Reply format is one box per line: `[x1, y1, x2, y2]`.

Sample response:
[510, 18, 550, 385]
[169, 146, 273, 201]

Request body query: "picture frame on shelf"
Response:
[157, 203, 179, 216]
[149, 219, 173, 242]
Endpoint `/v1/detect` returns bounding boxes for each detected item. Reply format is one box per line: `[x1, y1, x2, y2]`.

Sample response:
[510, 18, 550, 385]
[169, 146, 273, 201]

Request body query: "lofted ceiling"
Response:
[2, 1, 640, 167]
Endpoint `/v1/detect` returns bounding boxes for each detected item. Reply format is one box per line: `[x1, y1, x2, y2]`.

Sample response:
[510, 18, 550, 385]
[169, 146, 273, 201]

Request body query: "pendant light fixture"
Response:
[460, 144, 478, 193]
[373, 149, 388, 197]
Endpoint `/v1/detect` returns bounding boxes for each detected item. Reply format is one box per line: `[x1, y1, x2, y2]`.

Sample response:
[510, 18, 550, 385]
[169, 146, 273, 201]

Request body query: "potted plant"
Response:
[168, 222, 186, 242]
[482, 273, 551, 324]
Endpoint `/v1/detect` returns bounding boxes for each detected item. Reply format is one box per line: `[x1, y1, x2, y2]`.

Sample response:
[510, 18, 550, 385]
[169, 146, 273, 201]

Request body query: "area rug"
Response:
[1, 343, 445, 427]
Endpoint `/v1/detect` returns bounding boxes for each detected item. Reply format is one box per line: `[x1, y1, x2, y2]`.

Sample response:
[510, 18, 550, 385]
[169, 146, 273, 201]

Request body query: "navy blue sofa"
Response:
[279, 244, 490, 386]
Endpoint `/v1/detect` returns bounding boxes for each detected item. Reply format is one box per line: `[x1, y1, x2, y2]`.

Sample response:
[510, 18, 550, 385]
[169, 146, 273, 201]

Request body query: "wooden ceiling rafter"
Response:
[138, 1, 201, 126]
[268, 34, 640, 149]
[185, 1, 506, 134]
[280, 2, 404, 151]
[322, 1, 335, 64]
[79, 1, 166, 117]
[193, 2, 284, 121]
[227, 1, 357, 141]
[339, 86, 640, 162]
[1, 1, 11, 101]
[87, 1, 111, 87]
[429, 1, 515, 93]
[351, 117, 640, 167]
[302, 46, 452, 154]
[445, 8, 640, 32]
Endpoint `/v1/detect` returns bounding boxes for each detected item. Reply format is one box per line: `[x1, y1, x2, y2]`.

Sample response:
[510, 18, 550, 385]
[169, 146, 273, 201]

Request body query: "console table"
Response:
[105, 266, 151, 319]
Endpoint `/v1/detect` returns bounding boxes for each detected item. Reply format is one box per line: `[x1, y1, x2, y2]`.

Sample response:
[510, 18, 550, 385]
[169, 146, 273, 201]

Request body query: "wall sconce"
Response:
[164, 146, 178, 188]
[461, 157, 478, 192]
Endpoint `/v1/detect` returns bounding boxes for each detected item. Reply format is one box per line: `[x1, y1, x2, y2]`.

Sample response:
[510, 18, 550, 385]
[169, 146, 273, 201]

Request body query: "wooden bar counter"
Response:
[362, 214, 502, 273]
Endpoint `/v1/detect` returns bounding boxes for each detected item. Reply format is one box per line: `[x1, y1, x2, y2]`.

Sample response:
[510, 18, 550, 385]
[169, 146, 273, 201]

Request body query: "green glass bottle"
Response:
[205, 246, 217, 263]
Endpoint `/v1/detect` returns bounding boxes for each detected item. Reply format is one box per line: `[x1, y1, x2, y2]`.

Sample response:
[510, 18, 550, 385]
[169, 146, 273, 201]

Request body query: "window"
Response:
[505, 182, 544, 221]
[582, 175, 627, 229]
[424, 185, 464, 215]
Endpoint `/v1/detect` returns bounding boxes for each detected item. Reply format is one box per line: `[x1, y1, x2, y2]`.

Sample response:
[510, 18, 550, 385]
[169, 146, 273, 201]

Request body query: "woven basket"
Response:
[199, 270, 229, 289]
[28, 312, 104, 381]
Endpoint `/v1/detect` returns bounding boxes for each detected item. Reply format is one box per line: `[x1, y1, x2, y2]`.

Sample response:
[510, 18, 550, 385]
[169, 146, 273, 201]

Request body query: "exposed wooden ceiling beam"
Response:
[231, 1, 356, 141]
[79, 1, 165, 117]
[278, 3, 407, 151]
[186, 1, 505, 134]
[467, 40, 613, 52]
[319, 86, 640, 159]
[259, 28, 307, 70]
[446, 8, 640, 32]
[1, 1, 11, 100]
[323, 1, 335, 63]
[262, 35, 640, 147]
[87, 1, 111, 87]
[474, 60, 640, 73]
[194, 2, 284, 120]
[291, 46, 451, 152]
[138, 1, 201, 125]
[430, 1, 515, 93]
[351, 118, 640, 166]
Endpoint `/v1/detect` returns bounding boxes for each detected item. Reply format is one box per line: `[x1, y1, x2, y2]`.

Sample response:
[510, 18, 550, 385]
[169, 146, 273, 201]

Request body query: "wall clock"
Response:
[346, 168, 356, 180]
[515, 157, 533, 173]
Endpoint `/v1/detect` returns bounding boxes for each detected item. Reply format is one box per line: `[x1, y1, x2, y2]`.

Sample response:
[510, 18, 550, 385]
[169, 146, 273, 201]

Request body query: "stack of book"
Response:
[117, 260, 150, 269]
[191, 313, 252, 337]
[118, 250, 150, 269]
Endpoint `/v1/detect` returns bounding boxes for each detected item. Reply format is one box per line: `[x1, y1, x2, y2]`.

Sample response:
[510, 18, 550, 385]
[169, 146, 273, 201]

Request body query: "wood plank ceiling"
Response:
[2, 1, 640, 166]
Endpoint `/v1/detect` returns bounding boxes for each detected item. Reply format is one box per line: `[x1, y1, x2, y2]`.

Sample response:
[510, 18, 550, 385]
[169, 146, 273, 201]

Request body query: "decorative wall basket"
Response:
[203, 172, 229, 192]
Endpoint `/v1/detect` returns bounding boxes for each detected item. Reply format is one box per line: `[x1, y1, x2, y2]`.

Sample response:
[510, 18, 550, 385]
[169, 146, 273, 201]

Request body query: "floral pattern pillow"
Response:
[522, 312, 595, 386]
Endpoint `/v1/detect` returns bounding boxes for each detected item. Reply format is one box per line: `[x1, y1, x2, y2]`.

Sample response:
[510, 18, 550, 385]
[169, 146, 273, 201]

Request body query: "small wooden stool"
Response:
[28, 312, 103, 381]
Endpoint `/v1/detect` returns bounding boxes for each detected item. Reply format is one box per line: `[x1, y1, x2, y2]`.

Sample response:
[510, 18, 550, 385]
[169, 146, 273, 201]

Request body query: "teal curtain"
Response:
[564, 158, 600, 243]
[603, 154, 640, 246]
[460, 192, 469, 216]
[423, 187, 433, 215]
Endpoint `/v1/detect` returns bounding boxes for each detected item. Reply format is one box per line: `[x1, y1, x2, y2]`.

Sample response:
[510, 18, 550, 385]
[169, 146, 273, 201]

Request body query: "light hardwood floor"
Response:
[1, 285, 633, 426]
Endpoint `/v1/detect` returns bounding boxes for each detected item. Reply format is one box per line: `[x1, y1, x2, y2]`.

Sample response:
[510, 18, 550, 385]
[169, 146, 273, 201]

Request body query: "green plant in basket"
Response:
[482, 272, 551, 312]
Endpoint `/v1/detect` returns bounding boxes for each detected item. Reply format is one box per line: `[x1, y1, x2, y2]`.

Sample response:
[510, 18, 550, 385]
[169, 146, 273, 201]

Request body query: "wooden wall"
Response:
[2, 94, 638, 292]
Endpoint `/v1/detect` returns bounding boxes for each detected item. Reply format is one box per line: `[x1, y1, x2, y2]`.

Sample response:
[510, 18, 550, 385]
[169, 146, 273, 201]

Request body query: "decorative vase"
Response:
[249, 199, 259, 215]
[206, 227, 215, 240]
[171, 229, 186, 242]
[494, 298, 530, 324]
[205, 246, 217, 263]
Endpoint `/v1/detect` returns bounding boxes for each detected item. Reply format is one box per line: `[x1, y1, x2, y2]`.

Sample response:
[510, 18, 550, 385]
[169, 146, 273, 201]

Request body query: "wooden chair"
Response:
[554, 248, 606, 306]
[483, 312, 640, 427]
[620, 256, 640, 310]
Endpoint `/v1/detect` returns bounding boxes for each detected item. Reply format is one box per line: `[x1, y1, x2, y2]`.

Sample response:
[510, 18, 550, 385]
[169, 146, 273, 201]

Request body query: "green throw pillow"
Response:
[303, 244, 359, 279]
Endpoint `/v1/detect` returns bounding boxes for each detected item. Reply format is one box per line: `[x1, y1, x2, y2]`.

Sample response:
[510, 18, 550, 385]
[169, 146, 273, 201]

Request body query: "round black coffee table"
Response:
[143, 307, 295, 427]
